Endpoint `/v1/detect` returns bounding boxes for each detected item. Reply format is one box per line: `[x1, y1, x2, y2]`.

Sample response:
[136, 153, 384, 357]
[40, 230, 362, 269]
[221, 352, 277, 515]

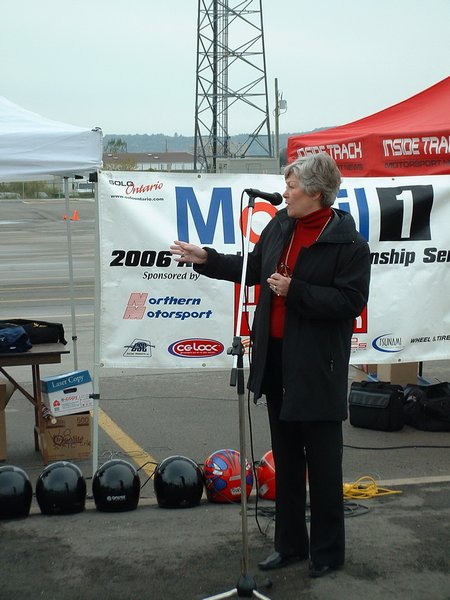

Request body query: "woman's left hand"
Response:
[267, 273, 291, 297]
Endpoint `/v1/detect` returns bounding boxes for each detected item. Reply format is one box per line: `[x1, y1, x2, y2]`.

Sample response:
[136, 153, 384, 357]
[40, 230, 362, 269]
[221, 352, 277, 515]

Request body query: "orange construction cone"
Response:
[71, 209, 79, 221]
[63, 214, 67, 220]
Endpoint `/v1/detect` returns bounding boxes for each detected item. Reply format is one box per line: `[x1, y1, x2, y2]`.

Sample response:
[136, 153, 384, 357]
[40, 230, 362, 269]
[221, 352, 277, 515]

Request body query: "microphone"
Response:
[244, 188, 283, 206]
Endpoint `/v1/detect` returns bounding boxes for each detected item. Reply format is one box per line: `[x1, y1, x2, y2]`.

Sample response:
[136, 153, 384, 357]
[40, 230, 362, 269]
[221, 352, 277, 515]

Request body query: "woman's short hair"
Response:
[284, 152, 342, 208]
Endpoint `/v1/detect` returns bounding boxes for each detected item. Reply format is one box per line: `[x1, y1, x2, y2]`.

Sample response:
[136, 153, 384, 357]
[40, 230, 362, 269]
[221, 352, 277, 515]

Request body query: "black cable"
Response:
[248, 386, 267, 537]
[236, 193, 268, 538]
[247, 500, 370, 523]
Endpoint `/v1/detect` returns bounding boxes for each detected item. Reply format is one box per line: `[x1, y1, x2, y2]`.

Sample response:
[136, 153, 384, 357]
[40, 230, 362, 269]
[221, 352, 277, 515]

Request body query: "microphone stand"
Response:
[203, 194, 272, 600]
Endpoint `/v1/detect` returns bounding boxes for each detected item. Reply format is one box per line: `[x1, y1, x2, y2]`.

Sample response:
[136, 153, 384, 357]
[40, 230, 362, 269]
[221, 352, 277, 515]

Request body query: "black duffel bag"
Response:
[0, 319, 67, 345]
[0, 324, 32, 353]
[348, 380, 405, 431]
[403, 382, 450, 432]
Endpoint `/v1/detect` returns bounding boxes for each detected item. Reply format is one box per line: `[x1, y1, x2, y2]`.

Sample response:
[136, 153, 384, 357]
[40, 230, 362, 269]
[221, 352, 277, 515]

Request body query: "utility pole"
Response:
[274, 77, 280, 169]
[193, 0, 272, 172]
[274, 77, 287, 172]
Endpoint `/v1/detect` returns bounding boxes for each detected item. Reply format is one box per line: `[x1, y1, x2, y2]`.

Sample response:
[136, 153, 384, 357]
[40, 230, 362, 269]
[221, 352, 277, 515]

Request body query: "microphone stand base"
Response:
[202, 573, 272, 599]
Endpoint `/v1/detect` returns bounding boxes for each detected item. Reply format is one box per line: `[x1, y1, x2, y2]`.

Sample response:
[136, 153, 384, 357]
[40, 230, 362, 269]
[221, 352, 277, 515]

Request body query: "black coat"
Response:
[194, 208, 371, 422]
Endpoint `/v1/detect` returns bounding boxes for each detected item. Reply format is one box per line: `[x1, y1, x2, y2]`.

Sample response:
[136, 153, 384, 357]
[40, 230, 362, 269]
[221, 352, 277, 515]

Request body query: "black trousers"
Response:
[262, 338, 345, 567]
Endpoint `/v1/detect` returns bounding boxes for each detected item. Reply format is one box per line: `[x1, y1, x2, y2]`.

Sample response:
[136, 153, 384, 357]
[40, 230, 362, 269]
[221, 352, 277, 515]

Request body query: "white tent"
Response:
[0, 95, 103, 358]
[0, 95, 102, 181]
[0, 96, 103, 470]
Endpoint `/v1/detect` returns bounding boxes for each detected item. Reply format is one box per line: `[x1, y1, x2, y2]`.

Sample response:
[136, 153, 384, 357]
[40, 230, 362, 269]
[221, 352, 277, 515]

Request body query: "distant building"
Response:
[75, 181, 95, 196]
[103, 152, 195, 172]
[216, 157, 281, 174]
[102, 151, 286, 174]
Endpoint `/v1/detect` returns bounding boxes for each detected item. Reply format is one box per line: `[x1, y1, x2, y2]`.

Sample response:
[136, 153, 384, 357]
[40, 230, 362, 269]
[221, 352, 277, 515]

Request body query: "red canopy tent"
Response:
[287, 76, 450, 177]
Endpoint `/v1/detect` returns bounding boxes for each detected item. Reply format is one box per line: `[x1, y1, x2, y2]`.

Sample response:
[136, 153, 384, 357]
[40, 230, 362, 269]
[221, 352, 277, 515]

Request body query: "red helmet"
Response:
[256, 449, 276, 500]
[202, 449, 253, 503]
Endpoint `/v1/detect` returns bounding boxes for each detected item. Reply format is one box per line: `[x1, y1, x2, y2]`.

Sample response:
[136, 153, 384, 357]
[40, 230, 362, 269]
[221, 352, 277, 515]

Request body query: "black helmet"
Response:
[92, 459, 140, 512]
[154, 455, 204, 508]
[36, 461, 86, 515]
[0, 465, 33, 519]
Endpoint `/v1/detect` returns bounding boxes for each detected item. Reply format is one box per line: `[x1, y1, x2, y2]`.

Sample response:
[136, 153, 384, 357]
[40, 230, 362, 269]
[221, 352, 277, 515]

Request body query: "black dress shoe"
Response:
[308, 561, 343, 578]
[258, 551, 307, 571]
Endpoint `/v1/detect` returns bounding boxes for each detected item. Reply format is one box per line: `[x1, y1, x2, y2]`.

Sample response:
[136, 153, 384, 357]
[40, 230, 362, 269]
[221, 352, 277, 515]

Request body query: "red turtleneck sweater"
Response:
[270, 207, 332, 338]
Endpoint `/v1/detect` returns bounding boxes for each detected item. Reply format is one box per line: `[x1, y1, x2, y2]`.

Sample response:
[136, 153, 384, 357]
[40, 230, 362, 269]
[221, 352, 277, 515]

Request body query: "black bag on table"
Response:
[0, 319, 67, 345]
[0, 325, 32, 353]
[348, 380, 405, 431]
[403, 382, 450, 432]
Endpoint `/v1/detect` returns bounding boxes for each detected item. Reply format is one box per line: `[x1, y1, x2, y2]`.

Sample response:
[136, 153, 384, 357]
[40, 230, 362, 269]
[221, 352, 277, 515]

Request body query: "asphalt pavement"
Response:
[1, 363, 450, 600]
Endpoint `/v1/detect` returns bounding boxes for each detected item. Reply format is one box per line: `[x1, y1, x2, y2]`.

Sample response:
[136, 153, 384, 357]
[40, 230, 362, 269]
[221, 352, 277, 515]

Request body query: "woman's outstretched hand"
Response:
[169, 240, 208, 264]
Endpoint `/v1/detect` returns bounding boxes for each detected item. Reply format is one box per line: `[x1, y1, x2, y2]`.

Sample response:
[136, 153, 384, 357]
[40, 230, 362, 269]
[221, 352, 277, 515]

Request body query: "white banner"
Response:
[98, 171, 450, 369]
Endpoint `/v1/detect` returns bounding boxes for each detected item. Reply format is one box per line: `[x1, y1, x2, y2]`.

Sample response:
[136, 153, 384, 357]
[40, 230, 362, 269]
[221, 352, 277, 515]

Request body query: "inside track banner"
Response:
[98, 171, 450, 369]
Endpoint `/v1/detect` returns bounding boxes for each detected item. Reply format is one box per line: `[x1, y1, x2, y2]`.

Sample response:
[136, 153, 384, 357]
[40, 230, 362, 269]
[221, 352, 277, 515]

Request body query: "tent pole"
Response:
[92, 173, 101, 476]
[64, 177, 78, 371]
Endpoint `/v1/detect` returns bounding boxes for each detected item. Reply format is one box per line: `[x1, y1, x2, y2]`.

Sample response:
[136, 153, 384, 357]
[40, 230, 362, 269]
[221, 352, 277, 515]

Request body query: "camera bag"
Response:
[403, 382, 450, 432]
[348, 380, 405, 431]
[0, 325, 32, 353]
[0, 319, 67, 345]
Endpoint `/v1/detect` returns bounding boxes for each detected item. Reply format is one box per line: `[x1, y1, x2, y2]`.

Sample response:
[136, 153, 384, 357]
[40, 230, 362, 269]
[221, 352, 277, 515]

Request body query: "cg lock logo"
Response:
[168, 339, 224, 358]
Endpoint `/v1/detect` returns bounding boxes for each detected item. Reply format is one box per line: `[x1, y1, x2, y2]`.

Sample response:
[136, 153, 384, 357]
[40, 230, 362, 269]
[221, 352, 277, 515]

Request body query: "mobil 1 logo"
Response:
[377, 184, 433, 241]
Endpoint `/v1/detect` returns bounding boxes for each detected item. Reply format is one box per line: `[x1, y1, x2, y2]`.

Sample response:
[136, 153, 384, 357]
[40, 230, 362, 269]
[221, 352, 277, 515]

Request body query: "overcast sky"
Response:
[1, 0, 449, 136]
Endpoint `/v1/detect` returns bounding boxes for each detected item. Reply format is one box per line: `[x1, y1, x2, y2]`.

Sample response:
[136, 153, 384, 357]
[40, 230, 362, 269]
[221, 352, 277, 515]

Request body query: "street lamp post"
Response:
[274, 77, 288, 172]
[275, 78, 280, 168]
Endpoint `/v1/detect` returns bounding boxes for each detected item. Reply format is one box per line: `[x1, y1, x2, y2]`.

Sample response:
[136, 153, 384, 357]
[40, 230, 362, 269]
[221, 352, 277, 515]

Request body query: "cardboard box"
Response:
[41, 370, 93, 417]
[350, 363, 418, 386]
[37, 412, 92, 463]
[350, 364, 378, 383]
[377, 362, 418, 386]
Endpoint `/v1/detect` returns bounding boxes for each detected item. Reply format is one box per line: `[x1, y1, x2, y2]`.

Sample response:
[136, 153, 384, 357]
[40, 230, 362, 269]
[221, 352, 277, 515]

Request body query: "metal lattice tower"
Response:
[194, 0, 272, 172]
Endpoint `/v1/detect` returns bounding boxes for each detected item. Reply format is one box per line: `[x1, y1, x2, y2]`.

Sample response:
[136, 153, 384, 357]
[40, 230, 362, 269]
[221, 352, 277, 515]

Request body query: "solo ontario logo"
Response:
[168, 339, 224, 358]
